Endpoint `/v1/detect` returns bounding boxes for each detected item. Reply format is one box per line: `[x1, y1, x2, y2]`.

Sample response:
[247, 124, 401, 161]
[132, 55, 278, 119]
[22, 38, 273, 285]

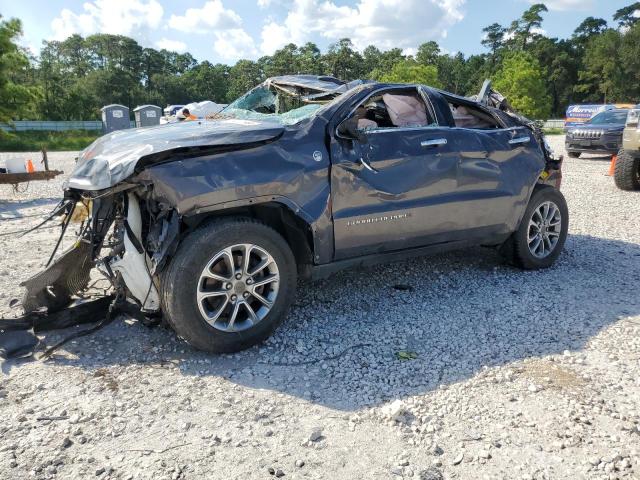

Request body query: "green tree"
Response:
[506, 4, 548, 50]
[184, 61, 229, 103]
[416, 41, 440, 65]
[362, 45, 382, 75]
[0, 16, 40, 123]
[324, 38, 364, 80]
[619, 23, 640, 101]
[261, 43, 301, 77]
[7, 4, 640, 123]
[493, 51, 551, 119]
[576, 29, 624, 103]
[374, 60, 441, 87]
[613, 2, 640, 27]
[528, 37, 579, 116]
[227, 60, 263, 102]
[572, 17, 608, 42]
[298, 42, 323, 74]
[481, 23, 505, 63]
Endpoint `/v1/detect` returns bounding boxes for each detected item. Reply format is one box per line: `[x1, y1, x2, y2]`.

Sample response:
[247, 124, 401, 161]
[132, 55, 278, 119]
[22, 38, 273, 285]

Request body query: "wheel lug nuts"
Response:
[225, 283, 232, 290]
[246, 278, 253, 285]
[243, 292, 250, 299]
[230, 294, 237, 301]
[235, 273, 242, 280]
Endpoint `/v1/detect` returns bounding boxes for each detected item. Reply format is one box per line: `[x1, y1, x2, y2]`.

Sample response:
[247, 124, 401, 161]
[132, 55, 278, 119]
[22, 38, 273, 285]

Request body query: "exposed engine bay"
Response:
[21, 187, 178, 317]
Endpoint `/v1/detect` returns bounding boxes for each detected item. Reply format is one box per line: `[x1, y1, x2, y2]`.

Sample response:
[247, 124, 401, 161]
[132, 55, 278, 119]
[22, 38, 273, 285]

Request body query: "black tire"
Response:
[502, 186, 569, 270]
[161, 218, 297, 353]
[614, 149, 640, 191]
[567, 151, 580, 158]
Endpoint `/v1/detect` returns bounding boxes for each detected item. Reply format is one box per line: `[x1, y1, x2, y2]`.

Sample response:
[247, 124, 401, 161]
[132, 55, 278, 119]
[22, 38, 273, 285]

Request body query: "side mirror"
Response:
[337, 118, 368, 144]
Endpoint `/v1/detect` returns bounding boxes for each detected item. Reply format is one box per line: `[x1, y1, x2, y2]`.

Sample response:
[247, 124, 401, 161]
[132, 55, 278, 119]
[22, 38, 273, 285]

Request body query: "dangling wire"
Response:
[46, 201, 77, 267]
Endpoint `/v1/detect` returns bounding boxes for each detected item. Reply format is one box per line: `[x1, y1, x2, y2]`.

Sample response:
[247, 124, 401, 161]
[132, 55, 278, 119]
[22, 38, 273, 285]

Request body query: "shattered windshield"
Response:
[223, 84, 335, 125]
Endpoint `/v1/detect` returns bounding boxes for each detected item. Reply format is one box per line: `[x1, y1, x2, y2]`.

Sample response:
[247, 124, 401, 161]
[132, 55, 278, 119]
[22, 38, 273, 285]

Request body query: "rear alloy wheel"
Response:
[527, 201, 562, 259]
[614, 149, 640, 191]
[162, 218, 297, 353]
[503, 186, 569, 269]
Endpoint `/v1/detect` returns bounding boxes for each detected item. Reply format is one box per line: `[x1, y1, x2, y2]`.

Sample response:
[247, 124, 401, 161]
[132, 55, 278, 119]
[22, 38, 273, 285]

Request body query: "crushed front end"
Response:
[21, 184, 173, 317]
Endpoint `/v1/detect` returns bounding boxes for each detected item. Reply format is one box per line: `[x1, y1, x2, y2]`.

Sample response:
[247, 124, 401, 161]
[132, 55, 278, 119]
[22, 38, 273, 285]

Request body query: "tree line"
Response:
[1, 2, 639, 122]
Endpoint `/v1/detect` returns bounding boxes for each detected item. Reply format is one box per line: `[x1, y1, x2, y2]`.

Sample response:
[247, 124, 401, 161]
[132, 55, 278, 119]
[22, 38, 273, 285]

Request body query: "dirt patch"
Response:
[520, 359, 585, 390]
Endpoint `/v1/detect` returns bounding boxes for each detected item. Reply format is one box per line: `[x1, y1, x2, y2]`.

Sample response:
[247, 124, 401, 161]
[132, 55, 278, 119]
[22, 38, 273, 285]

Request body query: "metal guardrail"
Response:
[542, 119, 565, 129]
[0, 120, 136, 131]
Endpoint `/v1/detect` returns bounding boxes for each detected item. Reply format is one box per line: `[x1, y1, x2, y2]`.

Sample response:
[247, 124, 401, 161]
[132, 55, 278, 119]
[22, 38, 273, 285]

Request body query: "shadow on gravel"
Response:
[6, 233, 640, 410]
[0, 197, 60, 219]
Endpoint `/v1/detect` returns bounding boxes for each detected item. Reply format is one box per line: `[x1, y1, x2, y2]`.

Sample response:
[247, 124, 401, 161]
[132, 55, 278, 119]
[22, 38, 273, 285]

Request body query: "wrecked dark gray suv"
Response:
[21, 75, 568, 353]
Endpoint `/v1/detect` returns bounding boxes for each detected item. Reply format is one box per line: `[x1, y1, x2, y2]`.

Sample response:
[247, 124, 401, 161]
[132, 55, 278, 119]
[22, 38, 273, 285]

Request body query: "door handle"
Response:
[421, 138, 447, 147]
[509, 136, 530, 145]
[359, 156, 378, 173]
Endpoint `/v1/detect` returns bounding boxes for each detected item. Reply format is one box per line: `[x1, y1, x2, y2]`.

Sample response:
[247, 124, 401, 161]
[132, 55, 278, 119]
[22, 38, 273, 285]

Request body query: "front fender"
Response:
[134, 130, 335, 264]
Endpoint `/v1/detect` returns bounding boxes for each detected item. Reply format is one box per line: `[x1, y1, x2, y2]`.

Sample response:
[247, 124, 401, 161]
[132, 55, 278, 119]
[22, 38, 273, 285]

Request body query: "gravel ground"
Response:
[0, 136, 639, 480]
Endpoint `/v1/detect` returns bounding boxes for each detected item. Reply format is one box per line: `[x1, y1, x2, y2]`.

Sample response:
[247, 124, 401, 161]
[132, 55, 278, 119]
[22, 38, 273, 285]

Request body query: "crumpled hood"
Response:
[66, 119, 285, 191]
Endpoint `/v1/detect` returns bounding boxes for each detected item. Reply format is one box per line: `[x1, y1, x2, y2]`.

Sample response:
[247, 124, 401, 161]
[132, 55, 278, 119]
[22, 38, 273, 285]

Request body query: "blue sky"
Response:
[1, 0, 634, 63]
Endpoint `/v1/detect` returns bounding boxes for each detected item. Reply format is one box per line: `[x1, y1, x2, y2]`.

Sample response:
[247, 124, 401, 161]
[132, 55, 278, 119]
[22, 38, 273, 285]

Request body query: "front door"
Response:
[329, 87, 465, 260]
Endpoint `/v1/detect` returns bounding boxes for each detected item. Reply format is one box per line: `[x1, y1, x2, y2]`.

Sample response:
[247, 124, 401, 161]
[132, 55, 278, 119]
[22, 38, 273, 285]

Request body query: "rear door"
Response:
[424, 89, 545, 236]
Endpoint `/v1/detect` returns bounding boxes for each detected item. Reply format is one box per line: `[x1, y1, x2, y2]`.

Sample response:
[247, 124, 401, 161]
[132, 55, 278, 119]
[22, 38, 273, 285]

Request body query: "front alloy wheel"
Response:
[197, 244, 280, 332]
[161, 218, 297, 353]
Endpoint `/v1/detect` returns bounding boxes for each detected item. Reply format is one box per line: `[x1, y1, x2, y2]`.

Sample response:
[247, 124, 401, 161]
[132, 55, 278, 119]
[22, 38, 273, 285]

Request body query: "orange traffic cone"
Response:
[26, 158, 35, 173]
[607, 155, 617, 176]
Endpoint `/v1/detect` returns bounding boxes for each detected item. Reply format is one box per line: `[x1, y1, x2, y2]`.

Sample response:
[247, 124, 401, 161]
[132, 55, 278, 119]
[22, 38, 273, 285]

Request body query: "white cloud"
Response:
[155, 38, 188, 52]
[261, 20, 291, 54]
[168, 1, 242, 33]
[503, 25, 546, 43]
[257, 0, 273, 7]
[258, 0, 466, 55]
[213, 28, 258, 60]
[169, 1, 258, 61]
[402, 47, 417, 57]
[50, 0, 163, 40]
[527, 0, 593, 11]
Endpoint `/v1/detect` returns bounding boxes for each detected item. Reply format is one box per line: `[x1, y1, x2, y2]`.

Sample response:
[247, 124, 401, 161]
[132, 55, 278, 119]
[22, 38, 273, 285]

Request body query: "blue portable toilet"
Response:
[133, 105, 162, 127]
[101, 104, 130, 133]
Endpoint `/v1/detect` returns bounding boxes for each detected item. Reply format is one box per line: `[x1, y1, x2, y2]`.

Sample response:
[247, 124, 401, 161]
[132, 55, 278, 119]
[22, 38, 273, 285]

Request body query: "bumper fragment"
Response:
[20, 241, 93, 314]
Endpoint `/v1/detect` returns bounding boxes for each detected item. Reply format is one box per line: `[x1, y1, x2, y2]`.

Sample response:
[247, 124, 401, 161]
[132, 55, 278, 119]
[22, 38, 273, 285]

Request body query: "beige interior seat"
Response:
[382, 93, 428, 127]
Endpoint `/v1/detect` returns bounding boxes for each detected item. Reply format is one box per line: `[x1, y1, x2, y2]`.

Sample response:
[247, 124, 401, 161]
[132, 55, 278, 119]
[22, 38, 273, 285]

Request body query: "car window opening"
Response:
[352, 89, 437, 130]
[448, 101, 501, 129]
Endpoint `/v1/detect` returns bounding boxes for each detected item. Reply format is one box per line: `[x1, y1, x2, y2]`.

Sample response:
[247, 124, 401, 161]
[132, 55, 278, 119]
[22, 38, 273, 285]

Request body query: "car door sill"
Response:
[311, 237, 500, 281]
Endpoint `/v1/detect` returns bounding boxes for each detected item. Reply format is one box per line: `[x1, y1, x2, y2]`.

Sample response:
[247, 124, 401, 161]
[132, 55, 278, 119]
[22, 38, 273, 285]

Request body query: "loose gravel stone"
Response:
[308, 427, 323, 442]
[1, 139, 639, 479]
